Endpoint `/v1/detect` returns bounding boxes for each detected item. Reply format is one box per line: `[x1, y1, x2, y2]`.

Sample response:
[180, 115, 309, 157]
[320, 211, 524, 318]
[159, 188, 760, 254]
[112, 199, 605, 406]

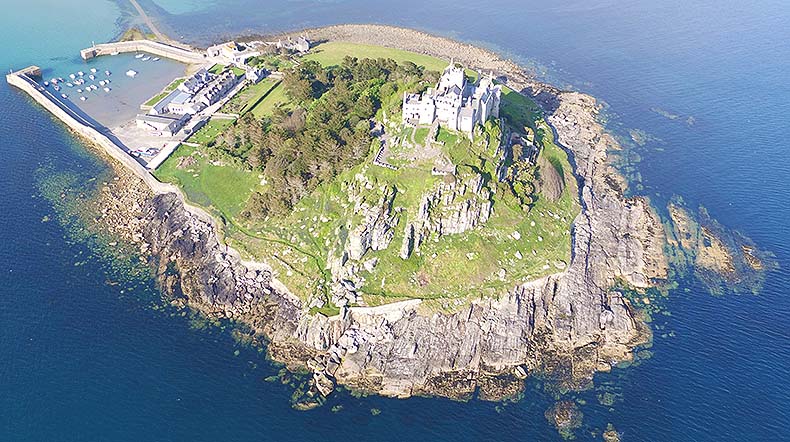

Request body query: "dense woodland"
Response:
[208, 57, 434, 220]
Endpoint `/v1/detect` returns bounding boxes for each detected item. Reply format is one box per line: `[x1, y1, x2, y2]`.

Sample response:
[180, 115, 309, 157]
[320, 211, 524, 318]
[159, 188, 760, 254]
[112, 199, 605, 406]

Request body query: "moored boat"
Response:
[152, 57, 160, 61]
[126, 69, 138, 78]
[69, 73, 76, 80]
[80, 96, 87, 101]
[61, 93, 68, 99]
[135, 53, 144, 59]
[142, 57, 150, 61]
[103, 87, 111, 92]
[90, 68, 97, 73]
[105, 70, 111, 76]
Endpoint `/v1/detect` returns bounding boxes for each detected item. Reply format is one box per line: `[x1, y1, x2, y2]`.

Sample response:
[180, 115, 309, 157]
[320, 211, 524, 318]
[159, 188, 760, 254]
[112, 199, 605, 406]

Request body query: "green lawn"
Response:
[304, 42, 449, 72]
[250, 83, 291, 118]
[221, 78, 281, 115]
[208, 64, 226, 74]
[186, 118, 236, 145]
[154, 144, 262, 219]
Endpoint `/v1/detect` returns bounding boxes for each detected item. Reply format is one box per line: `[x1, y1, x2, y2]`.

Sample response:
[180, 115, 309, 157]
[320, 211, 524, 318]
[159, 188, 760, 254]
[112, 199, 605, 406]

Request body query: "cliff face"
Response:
[120, 85, 667, 400]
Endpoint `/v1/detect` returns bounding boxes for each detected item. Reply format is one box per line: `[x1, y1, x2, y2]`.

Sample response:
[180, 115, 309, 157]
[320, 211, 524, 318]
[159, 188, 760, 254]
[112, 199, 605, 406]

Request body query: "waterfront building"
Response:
[135, 113, 189, 136]
[402, 63, 501, 135]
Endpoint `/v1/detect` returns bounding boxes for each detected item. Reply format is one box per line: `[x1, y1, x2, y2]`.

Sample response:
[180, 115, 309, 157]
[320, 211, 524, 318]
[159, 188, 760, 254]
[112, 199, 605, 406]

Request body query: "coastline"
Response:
[15, 24, 670, 403]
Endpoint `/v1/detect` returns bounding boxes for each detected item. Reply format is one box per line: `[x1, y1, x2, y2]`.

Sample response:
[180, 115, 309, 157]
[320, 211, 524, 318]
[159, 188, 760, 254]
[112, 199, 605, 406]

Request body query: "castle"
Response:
[402, 63, 501, 134]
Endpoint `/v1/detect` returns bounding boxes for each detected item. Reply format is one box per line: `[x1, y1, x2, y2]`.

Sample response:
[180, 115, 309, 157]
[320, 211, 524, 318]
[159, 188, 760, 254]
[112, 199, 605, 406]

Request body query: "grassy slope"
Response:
[186, 118, 236, 145]
[221, 78, 280, 115]
[250, 83, 291, 118]
[155, 144, 263, 220]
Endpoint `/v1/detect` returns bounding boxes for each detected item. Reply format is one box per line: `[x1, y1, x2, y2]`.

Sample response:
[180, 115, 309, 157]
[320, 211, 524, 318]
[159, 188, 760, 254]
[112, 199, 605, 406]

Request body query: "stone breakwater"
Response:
[87, 25, 669, 400]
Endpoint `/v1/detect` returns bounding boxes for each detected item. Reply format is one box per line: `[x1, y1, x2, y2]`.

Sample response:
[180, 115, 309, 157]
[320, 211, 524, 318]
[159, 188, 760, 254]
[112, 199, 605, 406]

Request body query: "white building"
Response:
[402, 63, 501, 134]
[135, 113, 189, 136]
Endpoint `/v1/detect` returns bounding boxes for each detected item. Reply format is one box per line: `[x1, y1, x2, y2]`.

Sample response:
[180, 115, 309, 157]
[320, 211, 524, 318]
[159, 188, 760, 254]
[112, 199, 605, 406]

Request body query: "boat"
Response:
[50, 78, 57, 84]
[58, 77, 64, 82]
[135, 53, 144, 59]
[53, 85, 60, 91]
[99, 80, 105, 86]
[90, 68, 97, 73]
[76, 89, 82, 93]
[152, 57, 160, 61]
[65, 82, 73, 87]
[126, 69, 138, 78]
[69, 73, 76, 80]
[43, 81, 49, 87]
[103, 87, 111, 92]
[105, 70, 111, 76]
[80, 96, 87, 101]
[111, 51, 119, 56]
[61, 93, 68, 99]
[88, 74, 95, 80]
[142, 57, 150, 61]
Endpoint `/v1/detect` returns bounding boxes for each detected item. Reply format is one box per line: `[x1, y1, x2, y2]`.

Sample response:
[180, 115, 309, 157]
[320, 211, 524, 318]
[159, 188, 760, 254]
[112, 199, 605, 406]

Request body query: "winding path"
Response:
[128, 0, 172, 43]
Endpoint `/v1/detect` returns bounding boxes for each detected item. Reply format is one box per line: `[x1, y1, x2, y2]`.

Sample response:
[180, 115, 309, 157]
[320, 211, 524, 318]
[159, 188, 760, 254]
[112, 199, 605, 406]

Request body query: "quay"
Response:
[80, 40, 206, 65]
[6, 66, 175, 192]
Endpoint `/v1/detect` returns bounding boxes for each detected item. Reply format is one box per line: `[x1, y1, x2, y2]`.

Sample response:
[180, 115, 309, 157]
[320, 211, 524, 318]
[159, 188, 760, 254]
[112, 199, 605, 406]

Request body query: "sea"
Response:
[1, 0, 788, 440]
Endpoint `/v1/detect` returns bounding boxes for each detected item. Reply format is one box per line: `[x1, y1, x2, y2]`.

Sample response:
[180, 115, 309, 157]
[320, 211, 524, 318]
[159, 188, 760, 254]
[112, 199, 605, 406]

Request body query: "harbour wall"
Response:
[80, 40, 206, 65]
[5, 68, 219, 229]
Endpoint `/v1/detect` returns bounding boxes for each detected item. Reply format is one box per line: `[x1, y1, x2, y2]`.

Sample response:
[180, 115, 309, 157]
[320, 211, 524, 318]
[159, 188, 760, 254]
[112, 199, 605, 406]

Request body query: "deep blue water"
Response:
[2, 0, 789, 440]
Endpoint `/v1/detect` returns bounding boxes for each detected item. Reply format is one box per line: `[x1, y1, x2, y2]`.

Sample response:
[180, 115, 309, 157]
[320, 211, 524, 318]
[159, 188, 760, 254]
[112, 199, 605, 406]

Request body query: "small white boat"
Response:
[99, 80, 105, 86]
[58, 77, 64, 82]
[88, 74, 95, 80]
[50, 78, 58, 84]
[69, 73, 76, 80]
[111, 51, 119, 56]
[43, 81, 49, 87]
[77, 89, 82, 93]
[135, 54, 144, 59]
[152, 57, 160, 61]
[90, 68, 97, 73]
[126, 69, 138, 78]
[105, 70, 111, 76]
[142, 56, 150, 61]
[61, 93, 68, 99]
[103, 87, 110, 92]
[77, 71, 84, 77]
[80, 96, 87, 101]
[66, 82, 73, 87]
[53, 85, 60, 91]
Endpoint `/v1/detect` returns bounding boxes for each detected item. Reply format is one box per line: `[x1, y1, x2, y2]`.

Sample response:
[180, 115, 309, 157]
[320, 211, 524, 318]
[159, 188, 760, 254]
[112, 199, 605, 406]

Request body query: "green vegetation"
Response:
[221, 78, 281, 115]
[208, 63, 226, 75]
[153, 45, 579, 311]
[250, 82, 290, 118]
[143, 78, 185, 107]
[305, 42, 448, 71]
[186, 118, 236, 146]
[155, 144, 263, 220]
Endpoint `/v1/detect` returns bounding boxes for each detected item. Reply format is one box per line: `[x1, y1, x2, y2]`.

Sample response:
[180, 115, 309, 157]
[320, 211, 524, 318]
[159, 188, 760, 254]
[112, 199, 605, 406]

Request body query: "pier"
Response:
[80, 40, 206, 65]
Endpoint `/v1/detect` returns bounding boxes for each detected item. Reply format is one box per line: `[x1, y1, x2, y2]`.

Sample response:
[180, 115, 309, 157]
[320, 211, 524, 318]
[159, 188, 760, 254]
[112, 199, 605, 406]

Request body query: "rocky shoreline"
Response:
[89, 24, 672, 403]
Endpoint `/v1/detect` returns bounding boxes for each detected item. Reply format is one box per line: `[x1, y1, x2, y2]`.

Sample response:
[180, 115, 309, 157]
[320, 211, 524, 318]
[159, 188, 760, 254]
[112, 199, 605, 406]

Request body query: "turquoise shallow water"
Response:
[1, 0, 789, 440]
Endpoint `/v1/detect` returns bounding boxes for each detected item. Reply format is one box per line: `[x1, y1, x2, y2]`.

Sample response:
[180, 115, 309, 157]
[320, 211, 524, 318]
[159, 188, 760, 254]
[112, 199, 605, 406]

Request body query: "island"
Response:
[7, 23, 765, 417]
